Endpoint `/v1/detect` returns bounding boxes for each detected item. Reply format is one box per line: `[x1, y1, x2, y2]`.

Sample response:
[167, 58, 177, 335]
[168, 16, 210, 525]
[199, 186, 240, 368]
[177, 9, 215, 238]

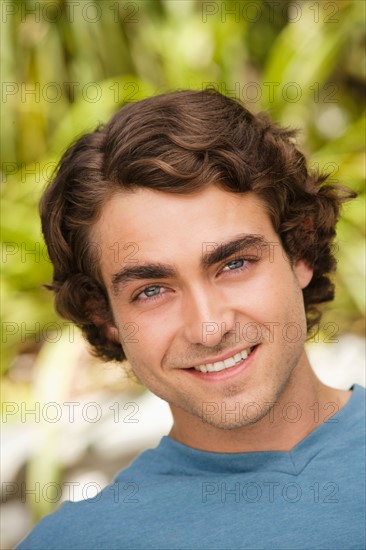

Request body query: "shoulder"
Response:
[16, 477, 149, 549]
[16, 444, 168, 549]
[16, 499, 94, 549]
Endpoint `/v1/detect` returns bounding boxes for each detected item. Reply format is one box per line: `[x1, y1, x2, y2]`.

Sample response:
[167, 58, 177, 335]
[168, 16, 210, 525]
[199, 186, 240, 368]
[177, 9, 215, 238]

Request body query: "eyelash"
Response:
[131, 257, 256, 303]
[132, 285, 166, 304]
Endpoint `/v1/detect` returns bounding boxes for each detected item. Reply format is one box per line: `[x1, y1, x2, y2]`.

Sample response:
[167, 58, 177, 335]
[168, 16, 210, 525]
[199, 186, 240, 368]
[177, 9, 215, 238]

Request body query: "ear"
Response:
[105, 323, 120, 344]
[293, 259, 313, 289]
[87, 308, 121, 345]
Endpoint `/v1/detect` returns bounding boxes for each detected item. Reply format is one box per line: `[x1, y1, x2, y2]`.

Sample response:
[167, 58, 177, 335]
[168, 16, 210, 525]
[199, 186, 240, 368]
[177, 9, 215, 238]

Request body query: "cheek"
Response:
[121, 313, 174, 368]
[231, 275, 283, 316]
[233, 271, 305, 328]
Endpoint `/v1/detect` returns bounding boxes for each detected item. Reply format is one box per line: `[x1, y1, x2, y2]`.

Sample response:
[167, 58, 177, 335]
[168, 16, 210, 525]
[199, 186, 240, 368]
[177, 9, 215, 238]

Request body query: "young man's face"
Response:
[93, 186, 313, 429]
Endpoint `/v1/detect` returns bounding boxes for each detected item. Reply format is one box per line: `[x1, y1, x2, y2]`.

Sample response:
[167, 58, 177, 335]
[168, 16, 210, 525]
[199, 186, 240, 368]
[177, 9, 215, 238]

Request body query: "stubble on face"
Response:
[125, 295, 309, 432]
[96, 187, 314, 441]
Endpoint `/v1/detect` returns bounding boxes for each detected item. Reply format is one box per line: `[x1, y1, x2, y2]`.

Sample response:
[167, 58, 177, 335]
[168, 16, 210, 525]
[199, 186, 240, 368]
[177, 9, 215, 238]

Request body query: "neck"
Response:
[169, 352, 351, 453]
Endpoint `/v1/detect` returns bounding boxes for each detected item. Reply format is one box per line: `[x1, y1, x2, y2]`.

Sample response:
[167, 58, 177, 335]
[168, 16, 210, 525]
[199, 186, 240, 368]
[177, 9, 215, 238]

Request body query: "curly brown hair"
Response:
[41, 89, 355, 362]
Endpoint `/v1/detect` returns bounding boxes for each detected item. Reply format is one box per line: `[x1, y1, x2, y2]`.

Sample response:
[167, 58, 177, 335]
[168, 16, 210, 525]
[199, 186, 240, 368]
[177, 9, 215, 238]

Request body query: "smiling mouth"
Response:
[191, 347, 255, 374]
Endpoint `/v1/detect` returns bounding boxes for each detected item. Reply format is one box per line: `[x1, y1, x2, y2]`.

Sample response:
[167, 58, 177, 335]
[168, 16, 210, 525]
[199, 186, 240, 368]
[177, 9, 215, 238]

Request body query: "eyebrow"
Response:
[111, 234, 269, 295]
[202, 234, 268, 267]
[112, 263, 176, 295]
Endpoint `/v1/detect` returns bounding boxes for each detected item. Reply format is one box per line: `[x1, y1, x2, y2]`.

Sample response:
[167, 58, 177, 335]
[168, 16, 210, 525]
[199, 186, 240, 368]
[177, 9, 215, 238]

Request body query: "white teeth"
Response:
[213, 361, 224, 372]
[240, 349, 249, 361]
[193, 347, 253, 373]
[223, 357, 236, 368]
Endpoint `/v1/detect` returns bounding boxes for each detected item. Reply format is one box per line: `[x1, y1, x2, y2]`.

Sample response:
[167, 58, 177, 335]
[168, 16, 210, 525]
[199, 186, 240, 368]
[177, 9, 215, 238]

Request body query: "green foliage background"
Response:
[1, 0, 365, 525]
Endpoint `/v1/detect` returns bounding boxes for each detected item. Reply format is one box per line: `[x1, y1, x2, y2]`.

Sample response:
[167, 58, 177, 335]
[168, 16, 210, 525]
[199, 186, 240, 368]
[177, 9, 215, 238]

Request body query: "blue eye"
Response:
[223, 259, 245, 271]
[141, 285, 162, 298]
[132, 285, 168, 303]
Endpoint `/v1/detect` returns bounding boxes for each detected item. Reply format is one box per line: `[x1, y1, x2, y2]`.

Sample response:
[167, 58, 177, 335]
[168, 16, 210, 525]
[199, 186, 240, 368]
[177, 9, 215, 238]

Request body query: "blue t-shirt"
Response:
[17, 384, 365, 550]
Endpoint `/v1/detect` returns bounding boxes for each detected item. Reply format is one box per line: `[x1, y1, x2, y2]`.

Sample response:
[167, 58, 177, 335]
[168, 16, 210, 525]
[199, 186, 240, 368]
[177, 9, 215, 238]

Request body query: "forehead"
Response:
[92, 186, 277, 274]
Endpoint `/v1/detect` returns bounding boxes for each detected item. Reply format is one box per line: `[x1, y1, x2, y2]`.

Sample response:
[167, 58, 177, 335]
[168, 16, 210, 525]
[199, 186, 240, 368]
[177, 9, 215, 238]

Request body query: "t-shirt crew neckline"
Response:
[156, 383, 364, 476]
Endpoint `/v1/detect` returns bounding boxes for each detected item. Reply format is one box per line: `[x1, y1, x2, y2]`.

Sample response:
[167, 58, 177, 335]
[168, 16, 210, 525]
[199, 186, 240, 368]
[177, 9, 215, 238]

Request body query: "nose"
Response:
[181, 285, 236, 347]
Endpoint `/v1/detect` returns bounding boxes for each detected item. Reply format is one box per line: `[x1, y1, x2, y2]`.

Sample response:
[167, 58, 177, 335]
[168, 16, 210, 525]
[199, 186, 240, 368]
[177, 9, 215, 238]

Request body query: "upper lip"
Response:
[186, 345, 255, 369]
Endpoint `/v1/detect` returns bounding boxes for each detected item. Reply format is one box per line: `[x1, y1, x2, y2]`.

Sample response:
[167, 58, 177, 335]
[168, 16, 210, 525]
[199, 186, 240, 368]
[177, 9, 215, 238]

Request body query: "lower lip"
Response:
[184, 346, 258, 382]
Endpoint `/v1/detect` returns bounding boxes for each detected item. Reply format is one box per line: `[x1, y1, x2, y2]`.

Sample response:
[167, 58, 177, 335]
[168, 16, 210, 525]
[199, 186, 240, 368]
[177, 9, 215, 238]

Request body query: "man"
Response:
[18, 89, 365, 549]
